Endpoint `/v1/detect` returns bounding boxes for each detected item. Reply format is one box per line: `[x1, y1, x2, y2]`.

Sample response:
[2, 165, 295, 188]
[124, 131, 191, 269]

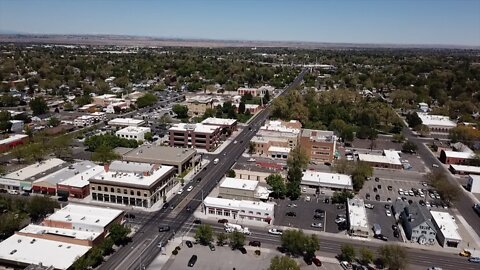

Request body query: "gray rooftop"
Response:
[34, 161, 97, 187]
[121, 145, 196, 164]
[404, 202, 434, 229]
[233, 162, 283, 174]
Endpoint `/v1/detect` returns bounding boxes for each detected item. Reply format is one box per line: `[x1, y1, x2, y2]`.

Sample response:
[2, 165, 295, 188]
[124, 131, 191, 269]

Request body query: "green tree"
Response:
[238, 101, 246, 114]
[340, 243, 356, 262]
[194, 224, 214, 245]
[27, 196, 59, 221]
[248, 141, 256, 154]
[159, 114, 172, 125]
[402, 141, 418, 153]
[75, 95, 93, 106]
[227, 169, 236, 178]
[280, 230, 320, 258]
[100, 237, 114, 256]
[379, 244, 407, 270]
[0, 110, 12, 133]
[332, 190, 355, 204]
[425, 171, 460, 202]
[216, 232, 228, 246]
[24, 143, 46, 162]
[229, 231, 246, 250]
[63, 102, 74, 111]
[86, 246, 104, 267]
[92, 144, 121, 164]
[136, 92, 158, 108]
[392, 134, 405, 143]
[268, 256, 300, 270]
[263, 90, 270, 104]
[109, 223, 131, 246]
[47, 116, 61, 127]
[359, 247, 374, 264]
[144, 132, 153, 142]
[405, 112, 423, 128]
[29, 97, 49, 116]
[266, 174, 286, 198]
[172, 104, 189, 119]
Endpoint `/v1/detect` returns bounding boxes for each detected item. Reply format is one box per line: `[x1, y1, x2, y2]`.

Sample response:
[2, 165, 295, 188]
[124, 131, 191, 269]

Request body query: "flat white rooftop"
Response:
[358, 150, 402, 166]
[268, 146, 291, 154]
[45, 204, 123, 229]
[220, 177, 258, 191]
[19, 224, 99, 241]
[76, 115, 95, 120]
[59, 165, 103, 188]
[0, 134, 28, 145]
[4, 158, 65, 181]
[201, 117, 237, 126]
[442, 150, 475, 159]
[93, 162, 174, 187]
[347, 198, 369, 230]
[203, 197, 274, 212]
[430, 211, 461, 241]
[116, 126, 151, 134]
[417, 113, 456, 128]
[108, 118, 144, 126]
[302, 170, 353, 190]
[450, 164, 480, 174]
[0, 234, 90, 269]
[34, 161, 98, 187]
[169, 123, 220, 134]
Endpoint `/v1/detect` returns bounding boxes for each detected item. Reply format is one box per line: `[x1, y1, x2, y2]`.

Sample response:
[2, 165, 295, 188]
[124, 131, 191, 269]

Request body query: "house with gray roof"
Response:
[399, 202, 436, 245]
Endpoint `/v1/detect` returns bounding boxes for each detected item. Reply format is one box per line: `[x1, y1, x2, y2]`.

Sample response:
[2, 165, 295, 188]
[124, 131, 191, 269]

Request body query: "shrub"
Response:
[175, 246, 181, 251]
[172, 249, 178, 255]
[255, 250, 261, 256]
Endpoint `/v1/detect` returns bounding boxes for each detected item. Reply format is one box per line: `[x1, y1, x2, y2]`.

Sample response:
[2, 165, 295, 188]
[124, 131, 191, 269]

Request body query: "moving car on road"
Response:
[188, 255, 197, 267]
[268, 228, 283, 235]
[185, 240, 193, 248]
[186, 186, 193, 192]
[158, 226, 170, 232]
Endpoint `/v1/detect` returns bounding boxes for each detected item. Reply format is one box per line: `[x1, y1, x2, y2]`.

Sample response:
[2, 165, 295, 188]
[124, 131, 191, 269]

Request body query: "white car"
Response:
[305, 196, 311, 202]
[177, 189, 184, 195]
[311, 223, 323, 228]
[426, 202, 431, 207]
[335, 217, 346, 224]
[268, 228, 283, 235]
[408, 190, 414, 196]
[187, 186, 193, 192]
[385, 210, 392, 217]
[364, 204, 374, 209]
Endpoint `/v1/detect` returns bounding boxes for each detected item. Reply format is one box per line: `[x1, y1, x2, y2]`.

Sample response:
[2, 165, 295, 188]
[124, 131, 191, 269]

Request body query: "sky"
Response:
[0, 0, 479, 46]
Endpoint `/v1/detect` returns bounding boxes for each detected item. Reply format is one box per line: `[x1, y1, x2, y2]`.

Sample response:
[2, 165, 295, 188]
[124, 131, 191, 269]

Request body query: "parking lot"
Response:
[365, 201, 403, 242]
[273, 195, 348, 234]
[163, 240, 341, 270]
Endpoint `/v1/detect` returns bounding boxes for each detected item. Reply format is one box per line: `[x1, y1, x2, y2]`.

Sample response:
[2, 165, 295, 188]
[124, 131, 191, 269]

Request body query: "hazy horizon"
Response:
[0, 0, 479, 46]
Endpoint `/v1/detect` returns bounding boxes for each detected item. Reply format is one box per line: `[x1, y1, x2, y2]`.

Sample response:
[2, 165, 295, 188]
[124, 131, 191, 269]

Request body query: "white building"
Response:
[467, 175, 480, 194]
[0, 234, 91, 269]
[9, 120, 24, 133]
[418, 102, 429, 112]
[301, 170, 353, 190]
[116, 126, 151, 141]
[357, 150, 403, 169]
[449, 164, 480, 175]
[347, 198, 369, 238]
[417, 113, 457, 134]
[430, 211, 462, 248]
[219, 177, 270, 201]
[202, 197, 275, 224]
[74, 115, 96, 128]
[90, 111, 107, 122]
[108, 118, 145, 127]
[268, 146, 291, 159]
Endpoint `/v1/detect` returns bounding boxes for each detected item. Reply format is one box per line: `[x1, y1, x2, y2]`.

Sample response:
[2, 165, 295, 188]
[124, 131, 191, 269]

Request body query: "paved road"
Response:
[402, 126, 480, 237]
[98, 69, 308, 270]
[202, 222, 478, 270]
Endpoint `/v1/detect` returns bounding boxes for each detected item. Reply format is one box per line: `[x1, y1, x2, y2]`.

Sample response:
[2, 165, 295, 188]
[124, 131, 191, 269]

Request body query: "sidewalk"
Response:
[146, 236, 191, 270]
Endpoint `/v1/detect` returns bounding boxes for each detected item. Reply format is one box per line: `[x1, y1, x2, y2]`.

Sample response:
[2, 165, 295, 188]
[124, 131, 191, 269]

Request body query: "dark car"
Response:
[286, 211, 296, 217]
[186, 240, 193, 248]
[377, 184, 382, 189]
[196, 177, 202, 183]
[392, 224, 398, 231]
[209, 244, 215, 251]
[162, 203, 170, 209]
[324, 198, 330, 204]
[324, 162, 332, 166]
[249, 241, 261, 247]
[277, 246, 287, 253]
[238, 247, 247, 254]
[218, 219, 228, 224]
[374, 234, 388, 241]
[375, 194, 380, 201]
[158, 226, 170, 232]
[193, 219, 202, 224]
[375, 177, 380, 182]
[419, 200, 425, 206]
[126, 213, 136, 219]
[314, 209, 324, 214]
[393, 230, 400, 238]
[387, 185, 393, 191]
[188, 255, 197, 267]
[312, 257, 322, 267]
[373, 187, 378, 193]
[313, 214, 324, 220]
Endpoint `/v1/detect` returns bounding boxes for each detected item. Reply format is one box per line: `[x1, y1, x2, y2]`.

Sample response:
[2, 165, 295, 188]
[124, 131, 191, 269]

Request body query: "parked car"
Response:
[286, 211, 297, 217]
[375, 177, 380, 182]
[375, 194, 380, 201]
[238, 247, 247, 254]
[459, 249, 472, 257]
[311, 223, 323, 228]
[385, 210, 392, 217]
[365, 203, 374, 209]
[186, 240, 193, 248]
[162, 203, 170, 209]
[312, 257, 322, 266]
[249, 241, 261, 247]
[193, 219, 202, 224]
[313, 214, 324, 219]
[209, 243, 215, 251]
[188, 255, 197, 267]
[314, 208, 324, 214]
[335, 217, 346, 224]
[468, 257, 480, 263]
[218, 219, 228, 224]
[177, 188, 184, 195]
[287, 203, 297, 208]
[387, 185, 393, 191]
[187, 186, 193, 192]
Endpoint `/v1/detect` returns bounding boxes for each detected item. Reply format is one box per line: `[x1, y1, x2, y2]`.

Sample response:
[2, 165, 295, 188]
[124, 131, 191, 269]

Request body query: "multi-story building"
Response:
[237, 85, 273, 97]
[201, 117, 238, 132]
[108, 118, 145, 128]
[89, 161, 176, 208]
[115, 126, 151, 141]
[0, 134, 28, 153]
[169, 123, 222, 151]
[120, 145, 198, 174]
[299, 129, 337, 163]
[301, 170, 353, 190]
[233, 162, 285, 184]
[202, 197, 275, 225]
[251, 120, 302, 158]
[74, 115, 96, 128]
[184, 96, 215, 117]
[90, 111, 107, 122]
[347, 198, 369, 238]
[399, 202, 437, 245]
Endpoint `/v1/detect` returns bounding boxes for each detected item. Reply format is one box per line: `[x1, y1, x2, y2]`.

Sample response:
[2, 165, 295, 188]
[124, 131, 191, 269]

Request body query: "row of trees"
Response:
[425, 171, 460, 202]
[11, 133, 74, 163]
[340, 243, 408, 270]
[333, 160, 373, 191]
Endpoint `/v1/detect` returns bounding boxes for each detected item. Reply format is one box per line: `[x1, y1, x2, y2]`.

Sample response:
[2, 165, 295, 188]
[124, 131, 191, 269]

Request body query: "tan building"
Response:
[184, 96, 214, 117]
[218, 177, 270, 201]
[251, 119, 301, 158]
[169, 123, 222, 151]
[89, 161, 176, 208]
[233, 163, 285, 184]
[300, 129, 337, 163]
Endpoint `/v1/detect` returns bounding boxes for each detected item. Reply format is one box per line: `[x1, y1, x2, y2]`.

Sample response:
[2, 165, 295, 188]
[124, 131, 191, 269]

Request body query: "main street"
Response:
[402, 126, 480, 237]
[99, 69, 308, 270]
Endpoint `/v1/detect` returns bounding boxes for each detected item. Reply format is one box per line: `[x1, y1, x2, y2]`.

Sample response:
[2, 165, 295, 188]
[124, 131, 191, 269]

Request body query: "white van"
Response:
[213, 158, 219, 165]
[7, 189, 19, 195]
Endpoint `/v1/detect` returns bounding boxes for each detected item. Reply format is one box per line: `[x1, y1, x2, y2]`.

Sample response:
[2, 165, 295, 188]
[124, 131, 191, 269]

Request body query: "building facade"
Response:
[169, 123, 222, 151]
[299, 129, 337, 163]
[347, 198, 369, 238]
[430, 211, 461, 248]
[399, 203, 437, 245]
[115, 126, 151, 141]
[202, 197, 275, 224]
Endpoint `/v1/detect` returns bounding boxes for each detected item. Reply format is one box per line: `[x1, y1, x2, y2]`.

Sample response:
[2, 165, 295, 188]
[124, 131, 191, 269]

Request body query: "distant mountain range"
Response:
[0, 33, 478, 50]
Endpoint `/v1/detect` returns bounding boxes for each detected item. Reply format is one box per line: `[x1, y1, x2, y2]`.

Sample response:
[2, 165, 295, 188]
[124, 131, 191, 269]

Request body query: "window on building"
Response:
[98, 186, 101, 190]
[92, 186, 95, 190]
[124, 189, 127, 194]
[137, 191, 141, 196]
[130, 190, 134, 196]
[103, 187, 108, 192]
[110, 188, 114, 193]
[216, 210, 222, 215]
[249, 211, 253, 214]
[224, 212, 230, 216]
[256, 212, 261, 215]
[241, 210, 245, 213]
[117, 188, 120, 193]
[208, 209, 215, 215]
[144, 193, 148, 197]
